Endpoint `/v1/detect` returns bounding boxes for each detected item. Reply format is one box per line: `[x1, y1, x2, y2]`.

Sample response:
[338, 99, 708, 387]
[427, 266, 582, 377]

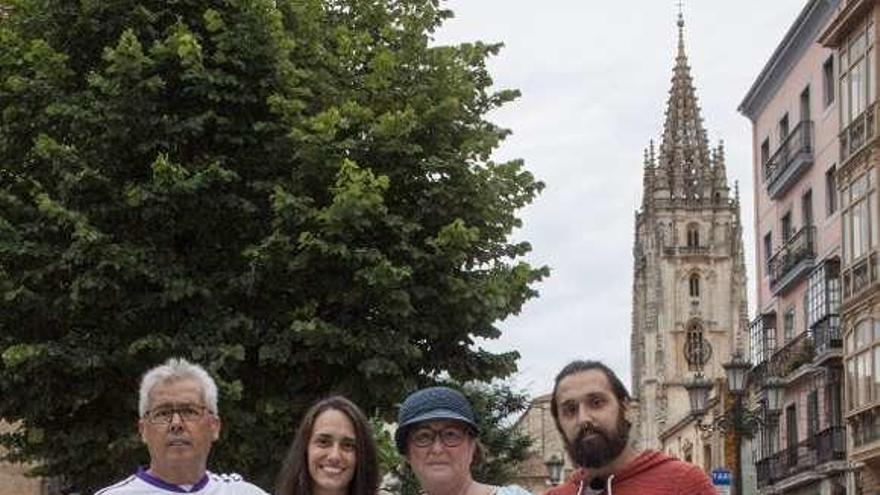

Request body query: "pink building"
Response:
[739, 0, 847, 494]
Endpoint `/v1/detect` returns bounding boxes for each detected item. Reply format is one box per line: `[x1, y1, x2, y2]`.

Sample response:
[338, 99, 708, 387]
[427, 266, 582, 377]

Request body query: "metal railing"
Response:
[768, 226, 816, 290]
[770, 331, 814, 378]
[840, 102, 878, 164]
[816, 426, 846, 464]
[843, 252, 878, 301]
[812, 318, 841, 357]
[756, 426, 844, 488]
[851, 408, 880, 448]
[763, 120, 814, 186]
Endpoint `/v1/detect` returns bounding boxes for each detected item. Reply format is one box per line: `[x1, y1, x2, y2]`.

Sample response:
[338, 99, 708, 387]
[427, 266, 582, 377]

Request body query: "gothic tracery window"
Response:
[687, 223, 700, 247]
[689, 273, 700, 298]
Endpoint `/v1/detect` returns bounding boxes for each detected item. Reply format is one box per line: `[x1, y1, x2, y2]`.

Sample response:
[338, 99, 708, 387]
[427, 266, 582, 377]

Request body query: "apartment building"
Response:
[739, 1, 848, 494]
[820, 0, 880, 492]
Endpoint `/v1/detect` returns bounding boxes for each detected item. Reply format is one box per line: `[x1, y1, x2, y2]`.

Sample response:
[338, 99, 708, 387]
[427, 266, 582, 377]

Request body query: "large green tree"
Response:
[0, 0, 545, 492]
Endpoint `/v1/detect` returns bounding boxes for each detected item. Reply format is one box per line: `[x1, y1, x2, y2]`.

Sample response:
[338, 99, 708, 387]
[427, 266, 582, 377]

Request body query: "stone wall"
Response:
[512, 394, 574, 494]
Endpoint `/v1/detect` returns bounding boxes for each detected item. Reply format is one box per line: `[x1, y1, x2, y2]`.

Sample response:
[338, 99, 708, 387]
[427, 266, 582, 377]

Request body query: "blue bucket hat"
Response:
[395, 386, 479, 453]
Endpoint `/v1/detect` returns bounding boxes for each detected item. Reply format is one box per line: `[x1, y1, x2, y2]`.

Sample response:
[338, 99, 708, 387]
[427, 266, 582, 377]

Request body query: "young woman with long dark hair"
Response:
[276, 396, 379, 495]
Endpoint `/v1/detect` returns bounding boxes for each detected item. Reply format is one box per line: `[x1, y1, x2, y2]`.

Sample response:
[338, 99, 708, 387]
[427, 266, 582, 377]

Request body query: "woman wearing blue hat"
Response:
[395, 387, 530, 495]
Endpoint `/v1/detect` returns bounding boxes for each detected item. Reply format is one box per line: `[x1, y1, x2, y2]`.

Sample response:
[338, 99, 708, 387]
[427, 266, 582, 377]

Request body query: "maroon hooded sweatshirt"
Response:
[542, 450, 715, 495]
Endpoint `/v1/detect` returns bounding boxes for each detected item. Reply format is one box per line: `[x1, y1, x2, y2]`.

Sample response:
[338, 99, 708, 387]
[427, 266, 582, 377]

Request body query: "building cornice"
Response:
[818, 0, 874, 47]
[738, 0, 840, 121]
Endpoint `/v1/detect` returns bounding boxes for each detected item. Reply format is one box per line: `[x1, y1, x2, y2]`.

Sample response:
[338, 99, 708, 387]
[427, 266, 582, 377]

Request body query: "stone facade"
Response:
[630, 13, 748, 475]
[819, 1, 880, 493]
[511, 394, 573, 494]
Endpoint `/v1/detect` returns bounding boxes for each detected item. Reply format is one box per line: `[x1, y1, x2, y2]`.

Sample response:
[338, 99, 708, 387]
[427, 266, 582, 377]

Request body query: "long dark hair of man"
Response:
[276, 396, 379, 495]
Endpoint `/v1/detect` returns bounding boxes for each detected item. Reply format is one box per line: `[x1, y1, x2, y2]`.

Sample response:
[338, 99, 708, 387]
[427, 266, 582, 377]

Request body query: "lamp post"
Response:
[686, 352, 753, 495]
[544, 453, 564, 486]
[763, 375, 784, 414]
[723, 353, 750, 495]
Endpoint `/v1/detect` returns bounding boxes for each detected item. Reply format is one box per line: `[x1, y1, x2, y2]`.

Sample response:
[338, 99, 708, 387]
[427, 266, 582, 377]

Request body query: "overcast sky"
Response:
[431, 0, 808, 398]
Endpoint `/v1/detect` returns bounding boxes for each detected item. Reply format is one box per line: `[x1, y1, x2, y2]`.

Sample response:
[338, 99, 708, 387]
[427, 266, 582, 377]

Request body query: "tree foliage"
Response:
[0, 0, 545, 492]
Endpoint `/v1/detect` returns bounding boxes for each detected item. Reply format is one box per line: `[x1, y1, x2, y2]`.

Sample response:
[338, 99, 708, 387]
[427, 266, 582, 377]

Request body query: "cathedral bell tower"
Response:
[630, 13, 749, 450]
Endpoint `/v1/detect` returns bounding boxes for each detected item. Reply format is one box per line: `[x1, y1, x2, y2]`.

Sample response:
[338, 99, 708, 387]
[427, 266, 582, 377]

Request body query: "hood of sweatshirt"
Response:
[564, 450, 680, 493]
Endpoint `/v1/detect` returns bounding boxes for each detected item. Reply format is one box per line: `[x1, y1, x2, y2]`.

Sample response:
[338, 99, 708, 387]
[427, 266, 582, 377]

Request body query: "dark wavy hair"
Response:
[276, 396, 379, 495]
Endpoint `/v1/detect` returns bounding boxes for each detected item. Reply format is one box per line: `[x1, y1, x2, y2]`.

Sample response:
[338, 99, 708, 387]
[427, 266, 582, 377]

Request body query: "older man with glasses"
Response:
[94, 358, 267, 495]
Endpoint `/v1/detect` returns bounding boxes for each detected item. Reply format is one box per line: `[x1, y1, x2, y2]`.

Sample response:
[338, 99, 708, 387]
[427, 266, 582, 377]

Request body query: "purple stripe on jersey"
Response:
[135, 466, 209, 493]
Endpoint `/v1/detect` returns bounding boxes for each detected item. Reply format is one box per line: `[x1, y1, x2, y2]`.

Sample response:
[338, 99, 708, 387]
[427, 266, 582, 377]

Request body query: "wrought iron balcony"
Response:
[840, 101, 878, 166]
[771, 331, 814, 378]
[811, 317, 841, 364]
[851, 407, 880, 449]
[843, 252, 878, 302]
[815, 426, 846, 464]
[756, 440, 817, 488]
[756, 426, 846, 489]
[764, 120, 815, 199]
[769, 226, 816, 295]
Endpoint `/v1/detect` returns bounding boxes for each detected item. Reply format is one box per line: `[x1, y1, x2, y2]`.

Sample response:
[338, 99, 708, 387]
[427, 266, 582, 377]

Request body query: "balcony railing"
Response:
[851, 408, 880, 449]
[756, 439, 817, 488]
[843, 252, 878, 302]
[663, 245, 710, 257]
[840, 102, 878, 165]
[816, 426, 846, 464]
[771, 331, 814, 378]
[812, 317, 841, 359]
[756, 426, 845, 488]
[764, 120, 815, 199]
[769, 226, 816, 295]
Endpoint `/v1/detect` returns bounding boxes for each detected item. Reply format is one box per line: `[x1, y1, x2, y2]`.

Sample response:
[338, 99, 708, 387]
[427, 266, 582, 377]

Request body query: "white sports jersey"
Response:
[94, 468, 268, 495]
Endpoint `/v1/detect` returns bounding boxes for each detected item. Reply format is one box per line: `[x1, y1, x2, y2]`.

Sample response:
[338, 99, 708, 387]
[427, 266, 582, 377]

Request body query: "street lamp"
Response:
[723, 352, 750, 394]
[685, 372, 713, 416]
[763, 375, 784, 414]
[686, 352, 756, 495]
[544, 453, 564, 486]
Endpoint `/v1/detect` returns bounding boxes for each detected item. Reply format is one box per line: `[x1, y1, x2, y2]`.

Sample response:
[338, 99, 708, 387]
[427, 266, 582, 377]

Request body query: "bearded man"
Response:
[544, 360, 714, 495]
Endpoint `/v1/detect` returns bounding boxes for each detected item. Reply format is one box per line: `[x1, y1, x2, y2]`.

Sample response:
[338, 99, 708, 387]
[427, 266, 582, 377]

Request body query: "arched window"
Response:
[689, 274, 700, 298]
[687, 223, 700, 247]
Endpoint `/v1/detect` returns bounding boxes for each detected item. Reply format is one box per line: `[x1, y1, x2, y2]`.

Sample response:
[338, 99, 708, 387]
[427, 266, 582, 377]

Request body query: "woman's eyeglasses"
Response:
[409, 426, 469, 448]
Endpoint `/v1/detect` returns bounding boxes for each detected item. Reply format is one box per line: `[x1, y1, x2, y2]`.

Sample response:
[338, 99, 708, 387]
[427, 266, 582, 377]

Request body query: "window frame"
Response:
[826, 165, 838, 216]
[689, 273, 700, 298]
[823, 55, 835, 108]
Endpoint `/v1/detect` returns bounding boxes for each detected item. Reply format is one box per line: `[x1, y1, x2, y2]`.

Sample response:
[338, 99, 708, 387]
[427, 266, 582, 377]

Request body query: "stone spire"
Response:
[631, 6, 748, 454]
[642, 140, 657, 209]
[732, 180, 748, 353]
[713, 140, 730, 200]
[656, 12, 712, 200]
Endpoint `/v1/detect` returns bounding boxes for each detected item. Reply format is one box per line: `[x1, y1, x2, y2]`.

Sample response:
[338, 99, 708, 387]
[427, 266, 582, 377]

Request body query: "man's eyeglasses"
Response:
[144, 404, 210, 425]
[409, 426, 469, 448]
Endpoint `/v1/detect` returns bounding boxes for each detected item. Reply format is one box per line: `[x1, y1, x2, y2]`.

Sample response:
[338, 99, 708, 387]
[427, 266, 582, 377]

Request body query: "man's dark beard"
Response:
[565, 413, 630, 469]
